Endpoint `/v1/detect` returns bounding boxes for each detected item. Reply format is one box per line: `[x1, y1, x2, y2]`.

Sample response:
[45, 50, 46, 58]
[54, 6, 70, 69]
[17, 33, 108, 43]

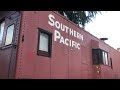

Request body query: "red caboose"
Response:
[0, 11, 120, 79]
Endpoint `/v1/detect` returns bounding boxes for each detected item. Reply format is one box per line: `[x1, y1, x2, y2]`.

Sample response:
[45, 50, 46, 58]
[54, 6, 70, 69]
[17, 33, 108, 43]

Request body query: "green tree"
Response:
[58, 11, 101, 28]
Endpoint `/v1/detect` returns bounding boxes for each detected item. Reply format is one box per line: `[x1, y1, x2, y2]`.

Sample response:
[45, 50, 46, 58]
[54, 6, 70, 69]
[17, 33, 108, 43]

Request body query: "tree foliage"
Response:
[58, 11, 101, 28]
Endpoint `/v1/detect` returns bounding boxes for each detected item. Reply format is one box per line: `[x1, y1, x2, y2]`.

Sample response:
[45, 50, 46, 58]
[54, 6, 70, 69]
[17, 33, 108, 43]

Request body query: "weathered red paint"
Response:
[0, 11, 120, 79]
[0, 11, 21, 79]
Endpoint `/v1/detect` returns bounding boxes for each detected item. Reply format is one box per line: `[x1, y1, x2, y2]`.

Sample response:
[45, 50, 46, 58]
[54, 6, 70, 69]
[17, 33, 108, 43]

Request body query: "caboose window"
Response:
[39, 32, 49, 52]
[37, 28, 52, 57]
[5, 24, 14, 45]
[110, 58, 113, 69]
[92, 49, 103, 65]
[102, 51, 108, 65]
[0, 21, 5, 44]
[92, 49, 109, 66]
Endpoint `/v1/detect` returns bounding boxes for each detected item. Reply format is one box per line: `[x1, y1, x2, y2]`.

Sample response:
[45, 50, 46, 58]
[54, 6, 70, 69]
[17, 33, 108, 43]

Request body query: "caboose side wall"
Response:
[15, 11, 120, 79]
[0, 11, 21, 79]
[110, 48, 120, 78]
[15, 11, 53, 79]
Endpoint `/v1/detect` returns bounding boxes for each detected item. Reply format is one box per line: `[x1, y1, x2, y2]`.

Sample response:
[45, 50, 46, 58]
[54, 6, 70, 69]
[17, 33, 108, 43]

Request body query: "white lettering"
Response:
[48, 14, 83, 50]
[74, 30, 76, 37]
[61, 23, 65, 31]
[77, 32, 79, 39]
[55, 21, 60, 29]
[48, 14, 55, 26]
[69, 28, 74, 36]
[79, 34, 83, 41]
[72, 41, 76, 48]
[60, 36, 65, 44]
[64, 25, 69, 33]
[69, 39, 72, 47]
[81, 35, 83, 41]
[54, 30, 61, 41]
[77, 43, 80, 49]
[65, 38, 69, 46]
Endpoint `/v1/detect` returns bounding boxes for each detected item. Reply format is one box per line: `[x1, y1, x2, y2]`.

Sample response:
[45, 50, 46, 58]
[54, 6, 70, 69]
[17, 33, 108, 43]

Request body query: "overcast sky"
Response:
[85, 11, 120, 50]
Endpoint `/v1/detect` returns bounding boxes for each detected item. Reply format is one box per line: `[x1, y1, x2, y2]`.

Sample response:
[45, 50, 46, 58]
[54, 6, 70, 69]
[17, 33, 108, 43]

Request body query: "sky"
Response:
[85, 11, 120, 50]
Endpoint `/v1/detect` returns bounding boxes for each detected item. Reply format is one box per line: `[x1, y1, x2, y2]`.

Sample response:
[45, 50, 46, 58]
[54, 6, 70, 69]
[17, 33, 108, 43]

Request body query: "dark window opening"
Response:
[37, 28, 52, 57]
[110, 58, 113, 69]
[92, 48, 109, 65]
[92, 49, 103, 65]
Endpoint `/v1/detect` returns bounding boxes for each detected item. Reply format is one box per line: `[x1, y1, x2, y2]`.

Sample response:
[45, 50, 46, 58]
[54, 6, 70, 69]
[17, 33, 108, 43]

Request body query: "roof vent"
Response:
[100, 38, 108, 41]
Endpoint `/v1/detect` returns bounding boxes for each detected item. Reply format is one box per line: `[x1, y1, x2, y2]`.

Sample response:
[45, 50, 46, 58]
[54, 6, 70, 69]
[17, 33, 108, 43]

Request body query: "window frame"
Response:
[4, 24, 15, 46]
[37, 28, 52, 57]
[110, 58, 113, 69]
[102, 50, 109, 66]
[92, 48, 109, 66]
[0, 18, 5, 45]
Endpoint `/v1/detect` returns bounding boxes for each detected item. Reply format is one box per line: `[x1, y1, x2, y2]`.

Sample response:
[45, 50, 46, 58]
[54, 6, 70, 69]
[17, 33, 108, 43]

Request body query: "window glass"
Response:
[37, 28, 52, 57]
[39, 32, 49, 52]
[102, 52, 105, 64]
[105, 52, 108, 65]
[102, 51, 108, 65]
[0, 21, 5, 44]
[5, 24, 14, 45]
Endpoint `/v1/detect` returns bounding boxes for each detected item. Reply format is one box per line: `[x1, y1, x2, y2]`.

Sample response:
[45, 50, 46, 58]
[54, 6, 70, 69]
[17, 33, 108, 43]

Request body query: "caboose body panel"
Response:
[0, 11, 120, 79]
